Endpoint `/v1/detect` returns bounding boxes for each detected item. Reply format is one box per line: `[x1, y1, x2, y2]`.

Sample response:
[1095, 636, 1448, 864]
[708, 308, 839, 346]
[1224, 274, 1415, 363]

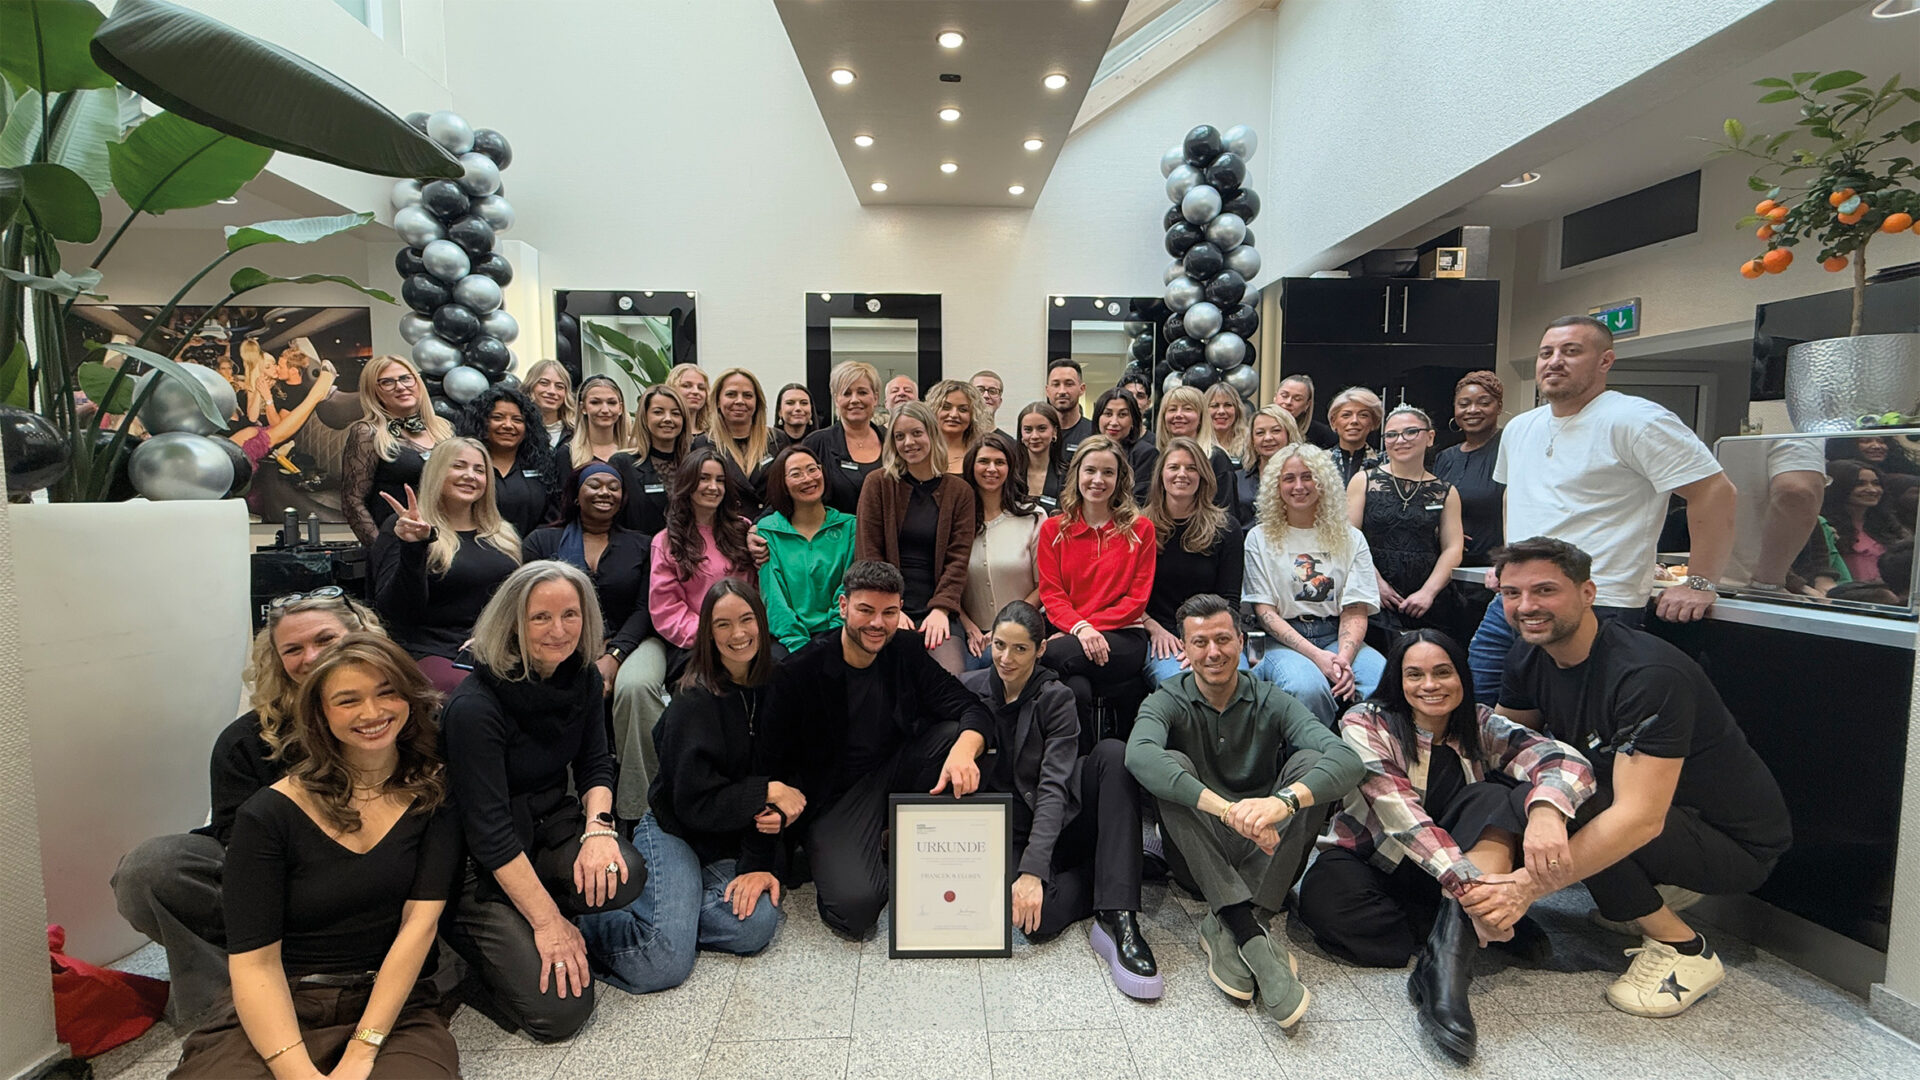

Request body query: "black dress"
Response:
[1357, 467, 1457, 635]
[804, 424, 887, 515]
[342, 424, 431, 546]
[1434, 432, 1503, 565]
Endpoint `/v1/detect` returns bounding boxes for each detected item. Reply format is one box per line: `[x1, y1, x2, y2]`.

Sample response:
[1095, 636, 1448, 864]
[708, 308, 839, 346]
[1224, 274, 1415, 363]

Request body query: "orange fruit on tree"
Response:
[1839, 210, 1866, 226]
[1757, 224, 1774, 239]
[1740, 260, 1765, 279]
[1823, 255, 1848, 272]
[1762, 248, 1794, 273]
[1912, 219, 1920, 235]
[1829, 188, 1856, 207]
[1884, 212, 1914, 234]
[1767, 206, 1788, 223]
[1756, 199, 1777, 216]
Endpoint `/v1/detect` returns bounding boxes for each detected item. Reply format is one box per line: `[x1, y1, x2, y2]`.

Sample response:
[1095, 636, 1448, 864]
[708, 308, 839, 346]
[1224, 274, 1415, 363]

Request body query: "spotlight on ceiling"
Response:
[938, 107, 961, 122]
[937, 31, 965, 48]
[1871, 0, 1920, 17]
[1042, 73, 1068, 90]
[1501, 172, 1542, 188]
[853, 134, 874, 147]
[940, 162, 958, 174]
[829, 68, 856, 85]
[1009, 185, 1027, 196]
[870, 181, 888, 192]
[1023, 138, 1044, 151]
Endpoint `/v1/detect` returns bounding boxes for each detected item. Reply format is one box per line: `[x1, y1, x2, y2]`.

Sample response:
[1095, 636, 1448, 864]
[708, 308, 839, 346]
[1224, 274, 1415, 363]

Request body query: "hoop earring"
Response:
[1449, 418, 1463, 432]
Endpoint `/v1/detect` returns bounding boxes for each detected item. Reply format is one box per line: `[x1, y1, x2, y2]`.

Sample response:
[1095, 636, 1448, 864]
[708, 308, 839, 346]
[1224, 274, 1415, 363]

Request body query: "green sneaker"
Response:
[1239, 933, 1310, 1028]
[1197, 913, 1255, 1001]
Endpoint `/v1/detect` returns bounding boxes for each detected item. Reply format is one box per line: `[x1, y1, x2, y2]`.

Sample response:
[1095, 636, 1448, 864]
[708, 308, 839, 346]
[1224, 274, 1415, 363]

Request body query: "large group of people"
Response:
[115, 314, 1791, 1075]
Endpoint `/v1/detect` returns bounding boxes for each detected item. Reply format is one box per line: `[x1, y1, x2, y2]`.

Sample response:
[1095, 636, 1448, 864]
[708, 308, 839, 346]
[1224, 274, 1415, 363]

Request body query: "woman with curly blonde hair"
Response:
[1244, 443, 1385, 727]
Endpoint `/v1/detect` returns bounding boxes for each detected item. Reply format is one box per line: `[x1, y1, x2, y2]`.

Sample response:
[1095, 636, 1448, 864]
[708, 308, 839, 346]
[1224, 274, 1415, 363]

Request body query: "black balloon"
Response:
[471, 252, 514, 286]
[1152, 359, 1171, 383]
[1183, 242, 1225, 281]
[1181, 362, 1220, 391]
[1204, 152, 1246, 193]
[433, 303, 482, 344]
[465, 335, 511, 375]
[447, 215, 495, 255]
[1223, 188, 1261, 223]
[1163, 204, 1184, 231]
[420, 179, 471, 220]
[555, 334, 575, 365]
[209, 436, 253, 497]
[89, 430, 142, 501]
[1128, 336, 1154, 364]
[1204, 269, 1247, 306]
[2, 405, 71, 495]
[1183, 125, 1222, 167]
[499, 372, 521, 391]
[433, 397, 461, 421]
[1242, 342, 1258, 369]
[1242, 228, 1256, 249]
[395, 246, 426, 278]
[1163, 312, 1186, 342]
[555, 311, 578, 335]
[471, 128, 513, 168]
[1165, 336, 1205, 370]
[1164, 220, 1203, 258]
[1224, 302, 1260, 338]
[402, 273, 452, 315]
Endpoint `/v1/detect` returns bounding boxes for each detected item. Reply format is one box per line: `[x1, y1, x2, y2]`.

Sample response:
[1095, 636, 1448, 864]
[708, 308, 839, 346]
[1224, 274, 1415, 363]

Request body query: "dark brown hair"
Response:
[1492, 536, 1593, 585]
[964, 431, 1038, 520]
[1544, 313, 1614, 349]
[764, 443, 821, 520]
[666, 446, 752, 581]
[286, 633, 447, 834]
[679, 579, 774, 693]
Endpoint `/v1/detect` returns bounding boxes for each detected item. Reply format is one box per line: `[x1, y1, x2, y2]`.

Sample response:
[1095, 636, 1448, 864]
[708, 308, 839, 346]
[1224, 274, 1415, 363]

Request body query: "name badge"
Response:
[1425, 502, 1444, 511]
[522, 469, 543, 478]
[644, 483, 666, 494]
[759, 455, 774, 467]
[840, 459, 861, 471]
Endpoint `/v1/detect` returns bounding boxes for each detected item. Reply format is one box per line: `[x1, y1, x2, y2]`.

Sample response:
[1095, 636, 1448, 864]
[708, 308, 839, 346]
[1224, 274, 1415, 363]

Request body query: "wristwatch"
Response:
[1683, 575, 1717, 594]
[591, 811, 616, 829]
[352, 1028, 386, 1049]
[605, 645, 627, 662]
[1274, 788, 1301, 817]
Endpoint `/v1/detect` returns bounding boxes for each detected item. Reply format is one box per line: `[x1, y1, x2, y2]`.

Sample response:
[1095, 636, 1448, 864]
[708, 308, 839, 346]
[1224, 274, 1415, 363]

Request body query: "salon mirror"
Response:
[553, 290, 697, 401]
[1713, 429, 1920, 617]
[1046, 295, 1166, 417]
[806, 293, 942, 416]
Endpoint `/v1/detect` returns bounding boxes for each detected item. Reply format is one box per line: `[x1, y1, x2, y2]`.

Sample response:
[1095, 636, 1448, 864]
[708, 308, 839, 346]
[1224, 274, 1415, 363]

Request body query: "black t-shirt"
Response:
[837, 662, 898, 795]
[224, 789, 462, 973]
[1060, 415, 1096, 458]
[1434, 432, 1503, 565]
[1500, 620, 1791, 858]
[897, 474, 943, 614]
[493, 462, 557, 539]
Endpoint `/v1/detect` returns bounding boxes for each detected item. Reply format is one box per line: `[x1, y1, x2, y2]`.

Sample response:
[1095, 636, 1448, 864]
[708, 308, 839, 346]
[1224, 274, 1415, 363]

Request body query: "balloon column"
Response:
[1155, 124, 1263, 401]
[390, 111, 519, 416]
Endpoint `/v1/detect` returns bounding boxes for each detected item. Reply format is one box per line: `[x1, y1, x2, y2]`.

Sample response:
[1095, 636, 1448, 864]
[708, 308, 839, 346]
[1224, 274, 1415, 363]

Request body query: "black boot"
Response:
[1407, 899, 1477, 1059]
[1091, 910, 1164, 1000]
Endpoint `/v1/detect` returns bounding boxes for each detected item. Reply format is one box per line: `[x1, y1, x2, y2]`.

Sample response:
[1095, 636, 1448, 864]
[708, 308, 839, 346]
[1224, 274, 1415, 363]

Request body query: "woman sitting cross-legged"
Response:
[757, 444, 858, 652]
[439, 561, 647, 1043]
[169, 634, 462, 1079]
[960, 601, 1162, 1000]
[1296, 629, 1595, 1060]
[577, 580, 790, 993]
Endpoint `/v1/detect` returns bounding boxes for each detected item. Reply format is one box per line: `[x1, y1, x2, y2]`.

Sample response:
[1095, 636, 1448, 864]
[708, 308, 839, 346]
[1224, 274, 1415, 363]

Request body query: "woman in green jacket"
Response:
[757, 444, 858, 651]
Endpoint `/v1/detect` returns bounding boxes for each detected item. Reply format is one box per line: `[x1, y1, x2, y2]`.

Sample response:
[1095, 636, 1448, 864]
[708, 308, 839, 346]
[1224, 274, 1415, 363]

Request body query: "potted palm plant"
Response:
[1716, 69, 1920, 431]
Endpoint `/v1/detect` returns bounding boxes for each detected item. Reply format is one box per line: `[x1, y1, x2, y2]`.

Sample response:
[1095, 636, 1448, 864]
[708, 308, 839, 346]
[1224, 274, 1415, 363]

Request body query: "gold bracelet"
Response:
[262, 1039, 304, 1063]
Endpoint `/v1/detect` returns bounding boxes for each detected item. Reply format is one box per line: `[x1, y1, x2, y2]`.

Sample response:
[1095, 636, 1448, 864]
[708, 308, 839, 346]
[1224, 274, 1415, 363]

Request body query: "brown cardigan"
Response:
[855, 468, 978, 616]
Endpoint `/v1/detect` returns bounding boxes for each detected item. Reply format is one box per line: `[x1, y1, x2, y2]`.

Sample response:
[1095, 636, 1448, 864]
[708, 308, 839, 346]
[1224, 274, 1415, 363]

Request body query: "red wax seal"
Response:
[944, 890, 956, 902]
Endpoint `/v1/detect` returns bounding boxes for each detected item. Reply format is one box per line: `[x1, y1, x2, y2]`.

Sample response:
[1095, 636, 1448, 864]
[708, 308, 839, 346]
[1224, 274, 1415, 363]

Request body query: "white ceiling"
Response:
[773, 0, 1129, 206]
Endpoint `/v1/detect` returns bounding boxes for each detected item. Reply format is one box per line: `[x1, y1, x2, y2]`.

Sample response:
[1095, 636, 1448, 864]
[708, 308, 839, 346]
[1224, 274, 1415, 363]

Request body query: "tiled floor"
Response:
[96, 880, 1919, 1080]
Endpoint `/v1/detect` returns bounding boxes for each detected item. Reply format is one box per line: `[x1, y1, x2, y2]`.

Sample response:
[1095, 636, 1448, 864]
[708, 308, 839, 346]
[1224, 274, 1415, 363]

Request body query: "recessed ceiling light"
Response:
[1871, 0, 1920, 17]
[1023, 138, 1044, 151]
[1500, 171, 1542, 188]
[216, 197, 238, 205]
[940, 162, 958, 174]
[829, 68, 856, 85]
[853, 134, 874, 147]
[870, 181, 888, 192]
[937, 31, 965, 48]
[1009, 185, 1026, 195]
[938, 107, 962, 122]
[1042, 73, 1068, 90]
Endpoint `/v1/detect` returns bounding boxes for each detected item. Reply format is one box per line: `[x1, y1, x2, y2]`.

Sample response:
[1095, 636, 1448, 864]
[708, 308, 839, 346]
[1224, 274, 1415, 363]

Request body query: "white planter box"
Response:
[14, 500, 251, 965]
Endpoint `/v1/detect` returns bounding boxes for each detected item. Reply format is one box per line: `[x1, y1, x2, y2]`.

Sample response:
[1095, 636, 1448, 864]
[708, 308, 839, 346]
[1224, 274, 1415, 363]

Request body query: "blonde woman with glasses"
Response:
[342, 355, 452, 547]
[1346, 404, 1464, 639]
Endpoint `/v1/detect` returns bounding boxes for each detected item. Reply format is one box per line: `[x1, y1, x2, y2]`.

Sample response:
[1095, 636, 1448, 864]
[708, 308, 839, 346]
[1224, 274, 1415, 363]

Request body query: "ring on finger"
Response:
[554, 960, 566, 969]
[605, 862, 619, 875]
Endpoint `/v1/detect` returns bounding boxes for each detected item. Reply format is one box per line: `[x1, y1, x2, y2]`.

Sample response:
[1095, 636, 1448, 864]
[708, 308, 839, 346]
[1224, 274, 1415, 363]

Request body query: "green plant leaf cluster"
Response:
[581, 320, 673, 387]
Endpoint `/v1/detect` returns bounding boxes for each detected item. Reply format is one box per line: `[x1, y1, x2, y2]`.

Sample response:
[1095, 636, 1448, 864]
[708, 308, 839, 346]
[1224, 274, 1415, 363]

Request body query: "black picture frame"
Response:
[806, 292, 942, 413]
[1046, 294, 1168, 411]
[553, 290, 698, 385]
[887, 793, 1013, 959]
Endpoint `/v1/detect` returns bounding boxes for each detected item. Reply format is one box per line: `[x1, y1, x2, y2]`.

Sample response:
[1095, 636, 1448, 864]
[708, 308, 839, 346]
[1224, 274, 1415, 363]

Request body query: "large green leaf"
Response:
[75, 359, 134, 412]
[2, 88, 120, 195]
[0, 166, 20, 232]
[0, 0, 114, 95]
[0, 341, 28, 408]
[109, 109, 270, 213]
[227, 267, 395, 304]
[14, 160, 99, 241]
[1809, 71, 1865, 94]
[224, 212, 374, 252]
[90, 0, 462, 179]
[100, 339, 227, 429]
[0, 264, 103, 299]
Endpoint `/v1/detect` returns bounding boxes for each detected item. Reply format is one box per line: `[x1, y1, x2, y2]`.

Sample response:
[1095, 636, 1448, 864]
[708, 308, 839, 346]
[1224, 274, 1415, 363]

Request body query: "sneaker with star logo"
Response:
[1605, 936, 1725, 1018]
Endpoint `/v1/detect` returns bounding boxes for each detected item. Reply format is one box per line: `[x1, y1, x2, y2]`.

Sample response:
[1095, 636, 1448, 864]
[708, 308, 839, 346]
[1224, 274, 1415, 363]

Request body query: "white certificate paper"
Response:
[890, 796, 1011, 957]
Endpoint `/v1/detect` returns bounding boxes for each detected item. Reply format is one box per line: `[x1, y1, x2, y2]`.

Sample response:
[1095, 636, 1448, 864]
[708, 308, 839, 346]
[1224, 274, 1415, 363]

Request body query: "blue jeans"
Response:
[1467, 597, 1648, 709]
[577, 814, 780, 995]
[1251, 644, 1385, 728]
[963, 645, 993, 672]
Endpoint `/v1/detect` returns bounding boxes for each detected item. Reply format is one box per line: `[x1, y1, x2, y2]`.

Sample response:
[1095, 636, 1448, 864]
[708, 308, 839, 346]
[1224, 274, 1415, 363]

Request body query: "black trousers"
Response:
[1572, 787, 1780, 923]
[806, 720, 963, 938]
[1005, 738, 1144, 937]
[1296, 750, 1528, 967]
[1043, 626, 1151, 741]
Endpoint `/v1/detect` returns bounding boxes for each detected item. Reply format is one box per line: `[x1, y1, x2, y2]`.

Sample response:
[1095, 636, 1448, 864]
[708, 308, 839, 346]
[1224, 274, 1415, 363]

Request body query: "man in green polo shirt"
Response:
[1127, 593, 1364, 1028]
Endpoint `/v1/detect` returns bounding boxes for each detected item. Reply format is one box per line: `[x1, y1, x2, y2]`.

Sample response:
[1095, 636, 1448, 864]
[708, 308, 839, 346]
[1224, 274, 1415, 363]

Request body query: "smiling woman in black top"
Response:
[170, 633, 461, 1079]
[370, 437, 521, 693]
[439, 560, 646, 1043]
[803, 360, 887, 514]
[341, 356, 453, 547]
[1142, 437, 1245, 685]
[612, 383, 692, 536]
[459, 385, 562, 538]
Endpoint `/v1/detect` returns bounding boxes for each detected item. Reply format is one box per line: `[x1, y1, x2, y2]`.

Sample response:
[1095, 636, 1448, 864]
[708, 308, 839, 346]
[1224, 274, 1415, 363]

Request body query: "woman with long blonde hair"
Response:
[1244, 443, 1385, 727]
[667, 363, 711, 439]
[856, 400, 978, 673]
[1142, 436, 1245, 685]
[522, 359, 578, 449]
[1154, 385, 1236, 510]
[341, 355, 453, 546]
[695, 367, 779, 511]
[1205, 383, 1252, 468]
[371, 436, 522, 692]
[569, 374, 631, 470]
[927, 378, 989, 475]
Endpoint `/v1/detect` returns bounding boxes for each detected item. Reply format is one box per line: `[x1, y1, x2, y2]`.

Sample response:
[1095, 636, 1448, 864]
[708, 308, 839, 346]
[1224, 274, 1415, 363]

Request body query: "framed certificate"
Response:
[888, 793, 1013, 958]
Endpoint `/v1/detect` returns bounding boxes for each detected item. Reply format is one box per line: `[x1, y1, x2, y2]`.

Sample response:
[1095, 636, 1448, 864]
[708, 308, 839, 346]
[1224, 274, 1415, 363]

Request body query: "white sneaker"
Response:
[1606, 937, 1725, 1018]
[1587, 885, 1708, 936]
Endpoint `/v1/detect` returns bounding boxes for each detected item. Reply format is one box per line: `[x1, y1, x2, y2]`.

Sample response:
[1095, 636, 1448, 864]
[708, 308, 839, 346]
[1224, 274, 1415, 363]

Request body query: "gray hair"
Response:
[469, 560, 605, 679]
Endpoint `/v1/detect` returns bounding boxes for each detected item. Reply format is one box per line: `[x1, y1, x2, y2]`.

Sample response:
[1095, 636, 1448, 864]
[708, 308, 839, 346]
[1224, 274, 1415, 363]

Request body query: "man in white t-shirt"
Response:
[1464, 315, 1737, 701]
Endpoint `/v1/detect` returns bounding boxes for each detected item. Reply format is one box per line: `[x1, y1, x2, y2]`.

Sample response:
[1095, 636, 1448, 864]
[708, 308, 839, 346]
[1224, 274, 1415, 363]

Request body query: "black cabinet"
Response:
[1281, 277, 1499, 347]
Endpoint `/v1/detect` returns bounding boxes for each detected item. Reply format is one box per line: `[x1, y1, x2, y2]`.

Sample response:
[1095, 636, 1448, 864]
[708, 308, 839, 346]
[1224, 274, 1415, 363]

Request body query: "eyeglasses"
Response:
[269, 586, 344, 610]
[1382, 428, 1431, 442]
[376, 374, 418, 391]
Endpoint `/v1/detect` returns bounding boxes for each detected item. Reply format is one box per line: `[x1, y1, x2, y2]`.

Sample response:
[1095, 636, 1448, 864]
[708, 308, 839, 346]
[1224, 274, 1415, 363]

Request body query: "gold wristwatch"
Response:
[352, 1028, 387, 1049]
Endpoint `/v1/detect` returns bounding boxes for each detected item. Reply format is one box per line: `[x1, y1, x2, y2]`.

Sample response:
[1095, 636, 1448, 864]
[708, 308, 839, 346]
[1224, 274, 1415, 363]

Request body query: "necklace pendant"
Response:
[1546, 444, 1554, 457]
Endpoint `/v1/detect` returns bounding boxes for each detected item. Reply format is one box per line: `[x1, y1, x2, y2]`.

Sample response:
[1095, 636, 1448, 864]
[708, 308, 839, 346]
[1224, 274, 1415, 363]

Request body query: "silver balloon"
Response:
[398, 312, 434, 345]
[393, 205, 444, 248]
[473, 194, 515, 232]
[390, 179, 423, 210]
[426, 111, 475, 155]
[421, 239, 471, 284]
[1225, 243, 1262, 281]
[479, 309, 519, 344]
[1205, 331, 1247, 368]
[1165, 164, 1201, 203]
[1205, 212, 1246, 250]
[1181, 184, 1223, 225]
[442, 365, 489, 404]
[1164, 276, 1203, 312]
[1162, 370, 1184, 394]
[458, 152, 501, 197]
[1159, 145, 1186, 178]
[1222, 123, 1259, 160]
[1241, 283, 1263, 309]
[130, 432, 233, 501]
[452, 274, 503, 313]
[1182, 301, 1223, 340]
[1224, 362, 1261, 398]
[1164, 260, 1185, 285]
[412, 336, 462, 376]
[133, 364, 237, 436]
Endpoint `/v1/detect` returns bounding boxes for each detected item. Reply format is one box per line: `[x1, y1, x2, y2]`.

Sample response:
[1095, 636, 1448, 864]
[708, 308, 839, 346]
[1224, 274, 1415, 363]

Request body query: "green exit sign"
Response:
[1589, 298, 1641, 339]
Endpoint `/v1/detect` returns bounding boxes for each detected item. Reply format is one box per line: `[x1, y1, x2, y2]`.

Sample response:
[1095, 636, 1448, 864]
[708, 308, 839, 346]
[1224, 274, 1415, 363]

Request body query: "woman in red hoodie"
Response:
[1036, 435, 1156, 733]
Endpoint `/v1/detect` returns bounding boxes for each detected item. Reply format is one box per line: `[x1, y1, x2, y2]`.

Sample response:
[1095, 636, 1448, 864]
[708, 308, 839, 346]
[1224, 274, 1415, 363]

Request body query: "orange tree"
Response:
[1715, 70, 1920, 336]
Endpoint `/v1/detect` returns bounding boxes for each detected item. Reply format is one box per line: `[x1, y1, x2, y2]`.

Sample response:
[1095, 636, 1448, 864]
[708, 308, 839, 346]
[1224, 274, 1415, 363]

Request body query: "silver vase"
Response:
[1784, 333, 1920, 433]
